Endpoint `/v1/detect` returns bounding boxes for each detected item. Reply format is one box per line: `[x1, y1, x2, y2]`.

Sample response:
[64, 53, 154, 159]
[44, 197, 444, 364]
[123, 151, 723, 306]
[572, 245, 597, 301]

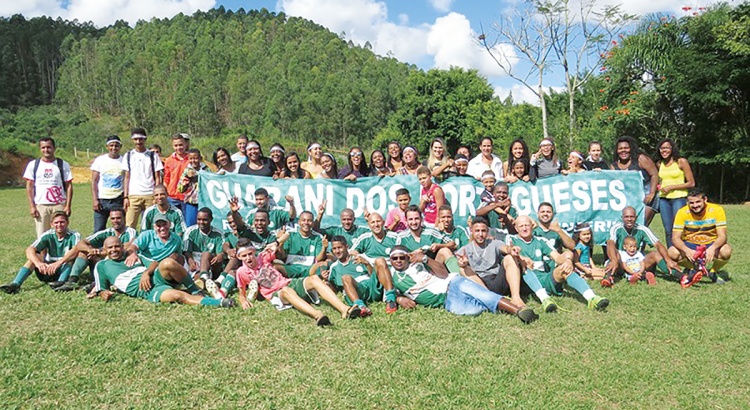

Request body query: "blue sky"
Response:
[1, 0, 725, 103]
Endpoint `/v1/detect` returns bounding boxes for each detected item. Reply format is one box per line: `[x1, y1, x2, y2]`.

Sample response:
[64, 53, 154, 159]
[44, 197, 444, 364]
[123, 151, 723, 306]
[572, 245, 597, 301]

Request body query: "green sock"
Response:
[199, 271, 210, 281]
[354, 299, 366, 308]
[445, 256, 460, 274]
[57, 264, 72, 282]
[70, 257, 88, 280]
[385, 289, 397, 303]
[656, 259, 683, 279]
[181, 275, 201, 295]
[220, 275, 237, 295]
[12, 267, 31, 286]
[199, 297, 221, 307]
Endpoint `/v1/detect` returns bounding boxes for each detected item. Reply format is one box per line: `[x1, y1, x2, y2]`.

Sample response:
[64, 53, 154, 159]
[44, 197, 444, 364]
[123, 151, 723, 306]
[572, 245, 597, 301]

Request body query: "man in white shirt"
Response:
[91, 135, 125, 232]
[467, 136, 504, 181]
[122, 127, 164, 229]
[23, 137, 73, 237]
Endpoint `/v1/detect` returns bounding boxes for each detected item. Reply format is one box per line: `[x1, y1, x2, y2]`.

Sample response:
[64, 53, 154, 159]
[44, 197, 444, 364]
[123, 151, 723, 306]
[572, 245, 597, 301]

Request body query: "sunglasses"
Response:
[350, 152, 362, 157]
[390, 255, 409, 261]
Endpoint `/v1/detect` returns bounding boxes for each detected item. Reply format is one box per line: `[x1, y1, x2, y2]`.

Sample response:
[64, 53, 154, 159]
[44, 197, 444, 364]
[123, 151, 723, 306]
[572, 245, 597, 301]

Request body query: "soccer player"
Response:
[351, 212, 399, 263]
[244, 188, 296, 232]
[141, 185, 187, 236]
[276, 211, 326, 278]
[395, 205, 462, 276]
[533, 202, 576, 271]
[1, 211, 81, 294]
[127, 214, 183, 265]
[314, 202, 368, 246]
[183, 208, 226, 297]
[508, 216, 609, 312]
[387, 246, 537, 323]
[476, 182, 518, 238]
[668, 187, 733, 286]
[327, 236, 399, 315]
[88, 237, 235, 307]
[435, 205, 470, 249]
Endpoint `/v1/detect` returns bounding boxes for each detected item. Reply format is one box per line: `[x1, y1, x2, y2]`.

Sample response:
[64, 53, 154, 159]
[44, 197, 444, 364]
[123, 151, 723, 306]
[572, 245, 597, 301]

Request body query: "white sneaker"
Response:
[204, 279, 223, 300]
[246, 280, 259, 302]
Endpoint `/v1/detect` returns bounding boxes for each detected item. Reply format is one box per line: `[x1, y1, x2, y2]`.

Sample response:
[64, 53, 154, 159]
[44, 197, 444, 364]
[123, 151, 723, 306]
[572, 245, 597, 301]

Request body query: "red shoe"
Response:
[645, 271, 656, 286]
[385, 300, 398, 314]
[359, 306, 372, 318]
[629, 272, 642, 284]
[600, 275, 614, 288]
[680, 270, 703, 288]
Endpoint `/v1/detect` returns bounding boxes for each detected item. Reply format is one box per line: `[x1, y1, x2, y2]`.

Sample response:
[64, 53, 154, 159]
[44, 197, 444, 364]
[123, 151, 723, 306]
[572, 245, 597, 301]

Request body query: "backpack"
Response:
[126, 150, 158, 181]
[33, 158, 66, 192]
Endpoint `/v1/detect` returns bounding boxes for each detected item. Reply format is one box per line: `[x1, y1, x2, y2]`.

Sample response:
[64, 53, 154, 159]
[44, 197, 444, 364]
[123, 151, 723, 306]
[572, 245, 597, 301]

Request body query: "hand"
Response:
[344, 174, 357, 181]
[275, 227, 287, 238]
[660, 186, 672, 195]
[188, 259, 198, 272]
[318, 199, 327, 216]
[456, 252, 469, 268]
[561, 259, 574, 274]
[363, 206, 370, 221]
[504, 175, 518, 183]
[228, 196, 240, 213]
[321, 237, 329, 250]
[264, 242, 278, 255]
[100, 290, 115, 302]
[420, 195, 429, 205]
[397, 296, 416, 310]
[519, 256, 534, 270]
[704, 246, 716, 265]
[429, 244, 440, 253]
[123, 198, 130, 212]
[353, 255, 369, 266]
[285, 195, 294, 204]
[684, 248, 696, 264]
[549, 220, 562, 233]
[644, 194, 655, 205]
[410, 250, 425, 264]
[320, 268, 330, 281]
[93, 199, 101, 211]
[227, 249, 236, 259]
[392, 214, 400, 223]
[138, 272, 152, 291]
[666, 257, 680, 272]
[30, 205, 39, 219]
[241, 299, 253, 310]
[604, 260, 617, 274]
[210, 254, 223, 265]
[509, 246, 520, 257]
[64, 204, 71, 216]
[124, 252, 139, 267]
[47, 261, 63, 275]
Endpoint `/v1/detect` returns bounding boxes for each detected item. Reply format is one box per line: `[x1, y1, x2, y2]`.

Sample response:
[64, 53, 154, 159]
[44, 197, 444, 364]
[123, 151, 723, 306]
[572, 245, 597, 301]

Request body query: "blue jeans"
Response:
[183, 202, 198, 227]
[93, 196, 124, 233]
[659, 197, 686, 248]
[167, 197, 184, 212]
[444, 276, 502, 316]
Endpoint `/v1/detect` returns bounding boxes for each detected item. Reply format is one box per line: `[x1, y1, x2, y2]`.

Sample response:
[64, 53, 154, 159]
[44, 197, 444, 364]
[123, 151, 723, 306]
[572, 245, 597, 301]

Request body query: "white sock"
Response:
[216, 274, 226, 283]
[535, 289, 550, 301]
[582, 289, 595, 301]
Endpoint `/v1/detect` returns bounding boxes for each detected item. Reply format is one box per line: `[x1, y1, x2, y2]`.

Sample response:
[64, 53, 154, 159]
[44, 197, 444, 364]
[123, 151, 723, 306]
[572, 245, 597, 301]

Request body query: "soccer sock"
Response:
[582, 289, 596, 300]
[70, 257, 88, 280]
[444, 256, 460, 274]
[220, 275, 237, 295]
[57, 264, 72, 282]
[656, 259, 682, 279]
[566, 273, 593, 299]
[216, 274, 226, 284]
[384, 289, 397, 303]
[354, 299, 366, 308]
[523, 271, 549, 301]
[199, 297, 221, 307]
[199, 271, 210, 281]
[711, 258, 727, 272]
[12, 267, 31, 286]
[181, 275, 202, 295]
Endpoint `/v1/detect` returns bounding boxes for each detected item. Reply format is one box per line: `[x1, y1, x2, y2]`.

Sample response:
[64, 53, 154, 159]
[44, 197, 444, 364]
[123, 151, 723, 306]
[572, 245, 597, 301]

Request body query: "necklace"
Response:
[470, 241, 488, 260]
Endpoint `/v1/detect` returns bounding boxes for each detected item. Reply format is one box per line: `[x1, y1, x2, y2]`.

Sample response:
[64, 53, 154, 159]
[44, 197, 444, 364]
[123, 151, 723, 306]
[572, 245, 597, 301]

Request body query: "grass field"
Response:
[0, 185, 748, 409]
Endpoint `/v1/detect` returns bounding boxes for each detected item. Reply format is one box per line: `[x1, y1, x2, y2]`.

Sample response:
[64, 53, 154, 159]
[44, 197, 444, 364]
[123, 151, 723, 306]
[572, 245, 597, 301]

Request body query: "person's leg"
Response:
[341, 275, 364, 307]
[93, 206, 109, 234]
[183, 203, 198, 227]
[712, 243, 732, 271]
[436, 248, 460, 274]
[3, 260, 35, 290]
[648, 250, 682, 280]
[158, 258, 201, 294]
[522, 270, 552, 303]
[219, 271, 237, 297]
[35, 204, 55, 237]
[303, 275, 356, 318]
[129, 195, 151, 229]
[279, 286, 326, 320]
[374, 258, 398, 312]
[502, 255, 524, 307]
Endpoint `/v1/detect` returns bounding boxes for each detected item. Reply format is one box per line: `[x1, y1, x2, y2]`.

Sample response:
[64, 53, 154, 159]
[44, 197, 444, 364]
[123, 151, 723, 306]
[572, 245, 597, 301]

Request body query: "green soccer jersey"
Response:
[134, 230, 182, 262]
[32, 229, 81, 262]
[352, 231, 399, 261]
[487, 206, 518, 231]
[183, 225, 225, 261]
[246, 207, 291, 232]
[141, 205, 187, 236]
[320, 225, 369, 246]
[247, 230, 277, 252]
[608, 222, 659, 250]
[224, 227, 254, 249]
[283, 231, 323, 266]
[532, 226, 563, 252]
[328, 258, 371, 288]
[395, 227, 450, 254]
[86, 227, 138, 248]
[389, 263, 448, 308]
[93, 256, 150, 298]
[506, 234, 555, 272]
[441, 226, 470, 250]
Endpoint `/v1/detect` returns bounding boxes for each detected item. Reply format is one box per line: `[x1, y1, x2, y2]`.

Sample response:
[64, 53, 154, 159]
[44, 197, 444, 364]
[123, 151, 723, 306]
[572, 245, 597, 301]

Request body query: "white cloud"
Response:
[580, 0, 725, 18]
[429, 0, 453, 13]
[0, 0, 215, 26]
[494, 84, 565, 106]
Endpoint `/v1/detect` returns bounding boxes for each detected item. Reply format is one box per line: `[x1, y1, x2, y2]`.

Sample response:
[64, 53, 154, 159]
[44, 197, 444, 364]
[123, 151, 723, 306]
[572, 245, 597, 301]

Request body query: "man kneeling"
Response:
[88, 236, 235, 307]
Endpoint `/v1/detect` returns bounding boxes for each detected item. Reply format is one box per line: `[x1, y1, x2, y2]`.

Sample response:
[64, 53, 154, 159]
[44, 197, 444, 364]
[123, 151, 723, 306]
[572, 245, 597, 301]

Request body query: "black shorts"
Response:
[480, 269, 510, 296]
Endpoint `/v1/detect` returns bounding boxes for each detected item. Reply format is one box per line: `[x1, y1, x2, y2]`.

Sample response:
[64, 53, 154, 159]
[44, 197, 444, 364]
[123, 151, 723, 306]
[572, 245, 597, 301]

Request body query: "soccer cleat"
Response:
[0, 283, 20, 294]
[628, 273, 641, 285]
[246, 280, 259, 302]
[54, 281, 79, 292]
[385, 300, 398, 314]
[82, 281, 96, 294]
[204, 279, 223, 299]
[644, 271, 656, 286]
[588, 295, 609, 311]
[316, 315, 331, 327]
[345, 305, 361, 319]
[48, 280, 66, 289]
[220, 298, 237, 308]
[680, 270, 703, 289]
[600, 275, 614, 288]
[541, 297, 558, 313]
[517, 307, 539, 324]
[359, 306, 373, 318]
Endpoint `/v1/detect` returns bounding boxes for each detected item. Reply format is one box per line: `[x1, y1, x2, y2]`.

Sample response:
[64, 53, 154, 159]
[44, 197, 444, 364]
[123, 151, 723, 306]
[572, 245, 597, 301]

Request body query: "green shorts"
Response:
[133, 269, 175, 303]
[270, 277, 320, 311]
[343, 277, 384, 305]
[532, 269, 564, 296]
[285, 264, 313, 278]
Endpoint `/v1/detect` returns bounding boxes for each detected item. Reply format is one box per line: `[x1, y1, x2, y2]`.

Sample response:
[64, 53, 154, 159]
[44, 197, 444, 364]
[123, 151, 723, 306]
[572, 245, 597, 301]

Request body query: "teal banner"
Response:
[198, 170, 644, 245]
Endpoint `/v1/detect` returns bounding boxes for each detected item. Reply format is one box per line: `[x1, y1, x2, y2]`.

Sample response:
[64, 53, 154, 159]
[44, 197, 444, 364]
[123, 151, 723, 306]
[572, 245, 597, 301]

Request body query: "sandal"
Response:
[315, 315, 331, 327]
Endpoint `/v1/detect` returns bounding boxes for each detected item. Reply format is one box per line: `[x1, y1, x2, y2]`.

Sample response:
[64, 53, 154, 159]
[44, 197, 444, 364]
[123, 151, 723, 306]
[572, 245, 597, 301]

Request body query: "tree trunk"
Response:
[539, 70, 549, 139]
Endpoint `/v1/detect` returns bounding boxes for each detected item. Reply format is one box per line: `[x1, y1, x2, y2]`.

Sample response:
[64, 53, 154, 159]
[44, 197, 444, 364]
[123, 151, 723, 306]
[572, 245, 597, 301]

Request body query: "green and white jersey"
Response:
[608, 222, 659, 250]
[247, 230, 277, 252]
[134, 230, 182, 262]
[328, 257, 370, 288]
[488, 206, 518, 232]
[224, 227, 254, 249]
[352, 231, 399, 262]
[395, 227, 450, 253]
[532, 226, 563, 252]
[506, 234, 555, 272]
[441, 226, 470, 250]
[141, 205, 187, 236]
[93, 256, 150, 296]
[282, 231, 323, 267]
[32, 229, 81, 262]
[320, 225, 369, 246]
[389, 262, 449, 308]
[86, 227, 137, 248]
[245, 206, 291, 232]
[183, 225, 225, 261]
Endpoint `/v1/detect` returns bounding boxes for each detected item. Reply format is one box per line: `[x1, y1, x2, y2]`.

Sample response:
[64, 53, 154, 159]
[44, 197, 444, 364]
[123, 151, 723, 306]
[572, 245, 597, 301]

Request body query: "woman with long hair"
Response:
[338, 147, 369, 181]
[320, 153, 340, 179]
[301, 141, 324, 178]
[284, 152, 312, 179]
[387, 141, 404, 171]
[238, 140, 274, 177]
[269, 143, 286, 179]
[369, 149, 394, 177]
[529, 137, 562, 181]
[504, 138, 530, 183]
[611, 136, 659, 225]
[425, 137, 453, 181]
[212, 147, 238, 174]
[398, 146, 421, 175]
[656, 138, 695, 247]
[467, 137, 503, 180]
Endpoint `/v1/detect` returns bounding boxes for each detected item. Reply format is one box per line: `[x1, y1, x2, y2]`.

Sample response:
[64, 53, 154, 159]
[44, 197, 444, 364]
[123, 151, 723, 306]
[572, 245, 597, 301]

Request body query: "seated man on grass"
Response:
[387, 246, 538, 324]
[326, 235, 399, 316]
[314, 202, 368, 246]
[88, 236, 235, 307]
[183, 208, 227, 299]
[508, 216, 609, 312]
[351, 212, 399, 263]
[275, 211, 327, 278]
[1, 211, 81, 294]
[668, 187, 733, 287]
[126, 213, 183, 266]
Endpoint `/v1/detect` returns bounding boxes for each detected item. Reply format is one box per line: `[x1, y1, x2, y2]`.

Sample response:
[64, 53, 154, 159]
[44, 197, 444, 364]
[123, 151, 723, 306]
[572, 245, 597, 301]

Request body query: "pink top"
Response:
[386, 207, 408, 232]
[421, 183, 439, 225]
[236, 249, 291, 300]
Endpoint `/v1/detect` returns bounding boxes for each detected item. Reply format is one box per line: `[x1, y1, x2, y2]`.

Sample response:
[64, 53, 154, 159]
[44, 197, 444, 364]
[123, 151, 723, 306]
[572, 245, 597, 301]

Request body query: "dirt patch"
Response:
[0, 150, 91, 186]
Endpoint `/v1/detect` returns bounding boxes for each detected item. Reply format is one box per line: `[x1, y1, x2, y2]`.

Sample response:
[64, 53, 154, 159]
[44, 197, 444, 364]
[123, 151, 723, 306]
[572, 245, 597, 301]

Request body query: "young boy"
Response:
[619, 236, 656, 285]
[385, 188, 411, 232]
[417, 166, 445, 227]
[479, 170, 496, 205]
[177, 148, 208, 226]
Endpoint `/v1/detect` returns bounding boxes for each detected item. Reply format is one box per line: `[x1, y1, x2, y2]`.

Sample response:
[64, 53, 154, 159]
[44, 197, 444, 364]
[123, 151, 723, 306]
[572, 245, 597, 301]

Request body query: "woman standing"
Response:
[338, 147, 369, 181]
[467, 137, 504, 180]
[387, 141, 404, 172]
[212, 147, 238, 174]
[369, 150, 394, 177]
[284, 152, 312, 179]
[529, 138, 562, 181]
[269, 143, 286, 179]
[656, 138, 695, 247]
[301, 142, 324, 178]
[562, 151, 586, 175]
[504, 139, 530, 183]
[398, 146, 421, 175]
[320, 153, 340, 179]
[611, 136, 659, 225]
[238, 140, 274, 177]
[425, 137, 453, 181]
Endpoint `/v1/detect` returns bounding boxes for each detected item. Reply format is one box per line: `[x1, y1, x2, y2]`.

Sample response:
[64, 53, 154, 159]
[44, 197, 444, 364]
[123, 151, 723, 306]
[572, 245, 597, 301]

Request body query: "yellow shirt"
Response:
[659, 161, 687, 199]
[673, 202, 726, 245]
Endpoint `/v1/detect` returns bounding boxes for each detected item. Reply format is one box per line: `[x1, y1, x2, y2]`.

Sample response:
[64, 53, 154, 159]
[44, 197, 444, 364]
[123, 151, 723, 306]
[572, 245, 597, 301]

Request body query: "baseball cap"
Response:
[153, 213, 170, 226]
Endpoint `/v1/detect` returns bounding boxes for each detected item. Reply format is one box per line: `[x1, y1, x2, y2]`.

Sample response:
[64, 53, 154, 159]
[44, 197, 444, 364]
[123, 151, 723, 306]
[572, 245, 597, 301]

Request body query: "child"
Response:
[235, 240, 361, 326]
[479, 170, 496, 204]
[572, 222, 605, 281]
[618, 236, 656, 285]
[177, 148, 208, 226]
[385, 188, 411, 232]
[417, 165, 445, 227]
[508, 158, 530, 182]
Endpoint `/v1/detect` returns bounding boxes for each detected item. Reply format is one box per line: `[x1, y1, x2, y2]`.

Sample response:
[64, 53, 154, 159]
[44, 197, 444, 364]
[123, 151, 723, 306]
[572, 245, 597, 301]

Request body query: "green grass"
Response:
[1, 185, 748, 409]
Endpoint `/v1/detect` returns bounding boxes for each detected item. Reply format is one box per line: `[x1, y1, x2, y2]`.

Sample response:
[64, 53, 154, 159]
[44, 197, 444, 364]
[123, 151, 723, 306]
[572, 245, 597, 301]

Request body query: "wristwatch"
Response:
[422, 255, 429, 264]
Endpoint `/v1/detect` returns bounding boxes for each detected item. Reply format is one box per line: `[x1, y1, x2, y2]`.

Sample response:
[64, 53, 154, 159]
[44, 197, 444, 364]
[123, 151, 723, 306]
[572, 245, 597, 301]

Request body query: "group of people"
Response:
[0, 129, 732, 326]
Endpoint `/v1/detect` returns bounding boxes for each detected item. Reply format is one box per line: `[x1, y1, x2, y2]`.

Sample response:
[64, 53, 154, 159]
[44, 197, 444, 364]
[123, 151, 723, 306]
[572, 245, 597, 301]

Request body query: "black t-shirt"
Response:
[583, 159, 608, 171]
[238, 158, 275, 177]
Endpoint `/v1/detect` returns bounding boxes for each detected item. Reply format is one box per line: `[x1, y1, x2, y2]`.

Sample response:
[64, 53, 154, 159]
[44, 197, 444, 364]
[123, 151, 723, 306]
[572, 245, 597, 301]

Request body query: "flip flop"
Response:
[315, 315, 331, 327]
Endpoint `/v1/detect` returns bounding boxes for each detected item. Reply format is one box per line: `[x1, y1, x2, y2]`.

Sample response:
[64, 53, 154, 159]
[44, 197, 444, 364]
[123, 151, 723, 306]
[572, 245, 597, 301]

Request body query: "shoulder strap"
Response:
[33, 159, 40, 180]
[57, 158, 66, 192]
[149, 151, 156, 180]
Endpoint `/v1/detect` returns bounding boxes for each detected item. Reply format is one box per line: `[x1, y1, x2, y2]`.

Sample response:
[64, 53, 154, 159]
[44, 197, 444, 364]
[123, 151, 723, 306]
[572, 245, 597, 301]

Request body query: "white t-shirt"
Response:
[230, 152, 247, 164]
[23, 158, 73, 205]
[90, 154, 124, 199]
[467, 154, 504, 181]
[618, 250, 645, 274]
[121, 149, 164, 196]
